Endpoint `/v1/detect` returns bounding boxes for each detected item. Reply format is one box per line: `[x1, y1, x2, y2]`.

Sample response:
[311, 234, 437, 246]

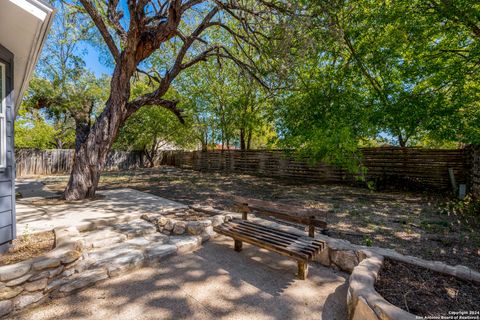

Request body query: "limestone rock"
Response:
[156, 216, 169, 227]
[107, 258, 144, 278]
[5, 274, 32, 286]
[0, 263, 31, 282]
[200, 220, 212, 227]
[61, 268, 75, 278]
[90, 245, 144, 274]
[173, 222, 186, 235]
[144, 233, 169, 244]
[144, 244, 177, 262]
[169, 236, 201, 253]
[33, 258, 61, 271]
[330, 249, 358, 272]
[454, 265, 472, 281]
[27, 271, 49, 282]
[186, 222, 204, 235]
[352, 297, 378, 320]
[74, 257, 95, 273]
[60, 250, 82, 264]
[0, 286, 23, 300]
[314, 247, 330, 267]
[13, 292, 44, 310]
[113, 219, 157, 238]
[83, 229, 127, 249]
[49, 266, 65, 278]
[55, 269, 108, 297]
[0, 300, 13, 317]
[140, 213, 153, 222]
[200, 226, 216, 242]
[54, 227, 80, 248]
[210, 215, 225, 227]
[23, 278, 48, 292]
[44, 278, 68, 293]
[125, 237, 151, 247]
[164, 219, 174, 231]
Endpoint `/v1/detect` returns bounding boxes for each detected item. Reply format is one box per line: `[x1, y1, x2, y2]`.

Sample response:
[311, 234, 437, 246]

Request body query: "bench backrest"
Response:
[232, 196, 327, 237]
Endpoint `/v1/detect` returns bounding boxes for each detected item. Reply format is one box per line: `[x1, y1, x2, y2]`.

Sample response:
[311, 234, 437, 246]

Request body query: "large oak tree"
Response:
[64, 0, 283, 199]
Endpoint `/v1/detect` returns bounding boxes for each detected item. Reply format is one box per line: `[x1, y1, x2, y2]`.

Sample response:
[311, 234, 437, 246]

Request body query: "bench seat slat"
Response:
[233, 221, 320, 250]
[229, 221, 322, 254]
[214, 224, 311, 261]
[223, 224, 318, 257]
[240, 220, 325, 246]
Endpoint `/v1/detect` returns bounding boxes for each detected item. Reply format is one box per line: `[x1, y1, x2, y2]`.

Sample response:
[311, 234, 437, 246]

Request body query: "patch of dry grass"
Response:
[0, 231, 55, 266]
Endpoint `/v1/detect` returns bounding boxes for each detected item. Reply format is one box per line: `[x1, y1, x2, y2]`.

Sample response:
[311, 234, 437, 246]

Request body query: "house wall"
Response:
[0, 44, 15, 253]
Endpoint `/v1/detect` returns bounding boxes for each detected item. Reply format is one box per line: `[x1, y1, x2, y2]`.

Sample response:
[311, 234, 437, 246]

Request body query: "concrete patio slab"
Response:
[16, 188, 188, 234]
[15, 236, 349, 320]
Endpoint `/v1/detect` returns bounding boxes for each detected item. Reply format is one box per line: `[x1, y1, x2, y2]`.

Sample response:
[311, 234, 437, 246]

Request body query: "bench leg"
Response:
[234, 240, 243, 252]
[298, 261, 308, 280]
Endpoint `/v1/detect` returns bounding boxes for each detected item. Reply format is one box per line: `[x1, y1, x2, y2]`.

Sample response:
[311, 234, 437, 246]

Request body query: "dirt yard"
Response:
[38, 166, 480, 271]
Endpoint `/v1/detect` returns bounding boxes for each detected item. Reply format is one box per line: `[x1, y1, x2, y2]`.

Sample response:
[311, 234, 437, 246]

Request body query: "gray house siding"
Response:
[0, 43, 15, 253]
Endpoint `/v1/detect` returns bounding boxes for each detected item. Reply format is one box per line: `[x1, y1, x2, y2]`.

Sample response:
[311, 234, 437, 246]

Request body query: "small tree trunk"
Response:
[240, 128, 246, 150]
[398, 134, 406, 147]
[246, 128, 252, 150]
[143, 147, 155, 168]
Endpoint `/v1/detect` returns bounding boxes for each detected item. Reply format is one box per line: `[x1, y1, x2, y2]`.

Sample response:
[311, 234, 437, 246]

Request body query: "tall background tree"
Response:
[18, 1, 109, 150]
[270, 0, 480, 168]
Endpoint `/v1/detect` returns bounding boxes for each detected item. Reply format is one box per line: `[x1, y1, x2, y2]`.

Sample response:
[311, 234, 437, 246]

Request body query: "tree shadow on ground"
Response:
[16, 237, 348, 320]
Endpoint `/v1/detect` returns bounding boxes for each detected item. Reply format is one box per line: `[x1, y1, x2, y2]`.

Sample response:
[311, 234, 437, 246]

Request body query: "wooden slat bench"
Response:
[213, 196, 327, 280]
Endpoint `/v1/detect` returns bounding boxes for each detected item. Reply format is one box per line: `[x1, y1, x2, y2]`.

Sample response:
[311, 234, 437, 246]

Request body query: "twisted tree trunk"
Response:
[64, 62, 131, 200]
[63, 100, 126, 200]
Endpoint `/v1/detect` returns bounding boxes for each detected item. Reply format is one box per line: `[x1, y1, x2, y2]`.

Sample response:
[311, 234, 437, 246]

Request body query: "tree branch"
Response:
[79, 0, 120, 62]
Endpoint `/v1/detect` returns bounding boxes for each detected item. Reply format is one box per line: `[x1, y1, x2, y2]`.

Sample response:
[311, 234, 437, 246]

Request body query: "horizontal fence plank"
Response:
[157, 148, 471, 190]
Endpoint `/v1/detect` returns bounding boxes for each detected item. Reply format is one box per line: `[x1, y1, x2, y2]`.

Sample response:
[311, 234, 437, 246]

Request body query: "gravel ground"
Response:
[15, 236, 348, 320]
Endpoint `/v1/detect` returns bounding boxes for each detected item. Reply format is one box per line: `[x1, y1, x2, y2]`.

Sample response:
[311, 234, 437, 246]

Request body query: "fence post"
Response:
[469, 145, 480, 199]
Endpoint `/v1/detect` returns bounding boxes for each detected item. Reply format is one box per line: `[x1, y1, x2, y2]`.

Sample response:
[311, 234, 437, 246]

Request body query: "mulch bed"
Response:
[375, 258, 480, 317]
[163, 209, 213, 221]
[0, 231, 55, 266]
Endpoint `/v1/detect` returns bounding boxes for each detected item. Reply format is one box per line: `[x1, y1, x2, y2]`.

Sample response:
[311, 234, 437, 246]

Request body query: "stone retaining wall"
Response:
[0, 217, 220, 318]
[0, 227, 84, 317]
[140, 208, 233, 236]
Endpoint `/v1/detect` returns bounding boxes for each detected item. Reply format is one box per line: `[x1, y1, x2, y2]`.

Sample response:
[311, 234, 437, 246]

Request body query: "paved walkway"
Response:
[16, 236, 348, 320]
[16, 187, 187, 234]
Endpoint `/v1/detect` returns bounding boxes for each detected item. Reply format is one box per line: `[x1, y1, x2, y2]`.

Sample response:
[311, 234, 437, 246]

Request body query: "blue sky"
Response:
[83, 43, 113, 77]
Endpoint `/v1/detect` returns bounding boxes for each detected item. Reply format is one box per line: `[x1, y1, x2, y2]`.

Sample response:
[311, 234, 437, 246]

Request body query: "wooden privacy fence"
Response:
[15, 149, 143, 177]
[14, 147, 473, 191]
[157, 148, 471, 190]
